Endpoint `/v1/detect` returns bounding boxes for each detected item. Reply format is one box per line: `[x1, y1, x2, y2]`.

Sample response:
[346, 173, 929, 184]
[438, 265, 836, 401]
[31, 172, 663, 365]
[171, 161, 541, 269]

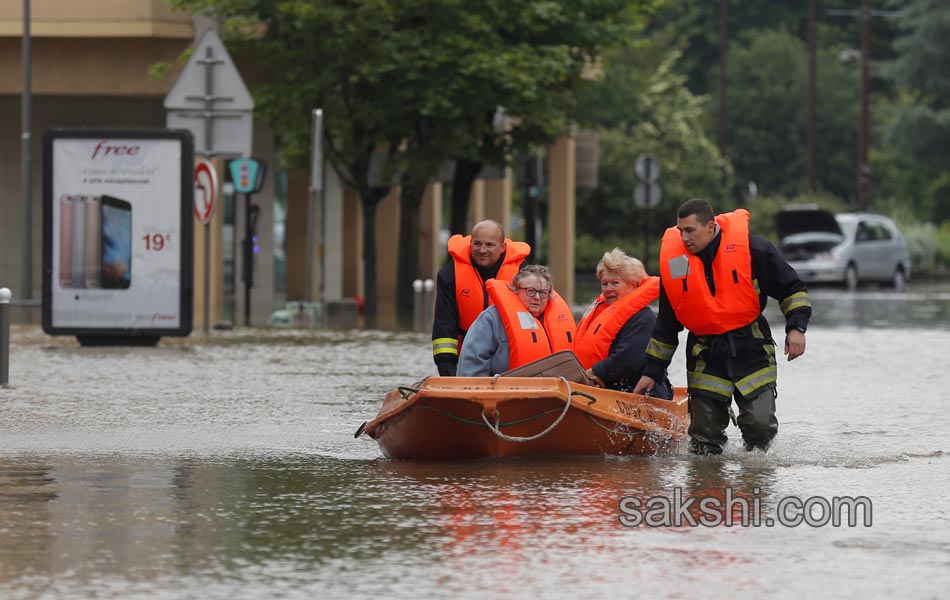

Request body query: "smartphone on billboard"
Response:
[100, 195, 132, 289]
[71, 194, 86, 288]
[58, 194, 74, 288]
[83, 195, 102, 288]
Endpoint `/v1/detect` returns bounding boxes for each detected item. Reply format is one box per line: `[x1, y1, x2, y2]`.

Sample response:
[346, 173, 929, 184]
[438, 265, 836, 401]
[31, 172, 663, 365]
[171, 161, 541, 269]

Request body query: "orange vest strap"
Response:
[573, 276, 660, 369]
[659, 210, 760, 335]
[486, 279, 577, 370]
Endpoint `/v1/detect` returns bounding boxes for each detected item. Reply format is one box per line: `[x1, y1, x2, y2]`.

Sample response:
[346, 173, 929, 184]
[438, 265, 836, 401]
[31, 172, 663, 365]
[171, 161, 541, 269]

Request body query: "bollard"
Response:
[412, 279, 424, 331]
[0, 287, 10, 386]
[423, 279, 435, 332]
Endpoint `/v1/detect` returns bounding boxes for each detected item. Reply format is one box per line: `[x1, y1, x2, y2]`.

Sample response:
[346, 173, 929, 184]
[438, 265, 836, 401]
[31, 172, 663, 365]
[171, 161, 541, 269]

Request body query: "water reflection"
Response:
[0, 453, 785, 590]
[0, 460, 57, 584]
[765, 283, 950, 330]
[0, 282, 948, 598]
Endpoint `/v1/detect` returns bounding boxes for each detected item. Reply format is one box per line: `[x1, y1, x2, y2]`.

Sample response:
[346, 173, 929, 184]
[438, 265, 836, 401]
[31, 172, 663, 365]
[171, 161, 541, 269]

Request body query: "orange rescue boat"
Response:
[359, 375, 689, 460]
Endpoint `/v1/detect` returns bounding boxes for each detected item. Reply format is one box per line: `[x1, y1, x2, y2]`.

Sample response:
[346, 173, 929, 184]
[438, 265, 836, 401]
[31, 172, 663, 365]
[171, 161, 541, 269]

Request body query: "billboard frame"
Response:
[41, 128, 195, 340]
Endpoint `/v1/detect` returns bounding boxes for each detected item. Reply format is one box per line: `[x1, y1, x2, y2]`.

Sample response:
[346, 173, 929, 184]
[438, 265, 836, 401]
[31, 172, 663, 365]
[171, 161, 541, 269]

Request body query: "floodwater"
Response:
[1, 284, 949, 599]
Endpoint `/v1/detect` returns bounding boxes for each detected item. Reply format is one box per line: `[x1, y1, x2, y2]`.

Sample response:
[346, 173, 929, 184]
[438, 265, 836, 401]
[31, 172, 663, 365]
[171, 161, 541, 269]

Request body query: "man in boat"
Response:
[457, 264, 576, 376]
[633, 199, 811, 455]
[431, 220, 531, 376]
[574, 247, 673, 399]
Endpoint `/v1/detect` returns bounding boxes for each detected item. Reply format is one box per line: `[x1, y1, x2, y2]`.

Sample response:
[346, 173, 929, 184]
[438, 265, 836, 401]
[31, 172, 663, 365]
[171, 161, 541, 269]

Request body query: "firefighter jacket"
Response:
[644, 210, 812, 402]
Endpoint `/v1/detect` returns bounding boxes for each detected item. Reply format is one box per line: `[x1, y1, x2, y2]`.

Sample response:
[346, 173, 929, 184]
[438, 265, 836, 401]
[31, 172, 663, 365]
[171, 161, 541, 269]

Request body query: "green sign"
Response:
[229, 157, 265, 194]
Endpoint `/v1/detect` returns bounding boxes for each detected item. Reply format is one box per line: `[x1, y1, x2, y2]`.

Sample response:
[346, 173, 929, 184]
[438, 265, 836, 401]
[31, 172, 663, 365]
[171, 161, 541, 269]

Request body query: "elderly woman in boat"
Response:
[457, 264, 577, 377]
[574, 248, 673, 399]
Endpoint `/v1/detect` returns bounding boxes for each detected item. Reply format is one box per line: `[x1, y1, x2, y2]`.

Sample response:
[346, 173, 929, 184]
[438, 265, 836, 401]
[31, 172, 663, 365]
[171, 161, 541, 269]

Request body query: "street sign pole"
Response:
[634, 154, 662, 269]
[643, 185, 650, 268]
[194, 158, 217, 333]
[244, 192, 252, 326]
[204, 221, 210, 333]
[228, 157, 265, 327]
[166, 28, 254, 330]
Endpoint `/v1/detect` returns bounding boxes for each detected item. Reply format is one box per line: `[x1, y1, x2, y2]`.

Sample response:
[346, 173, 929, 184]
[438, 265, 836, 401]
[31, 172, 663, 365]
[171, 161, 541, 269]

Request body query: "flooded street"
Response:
[1, 285, 949, 599]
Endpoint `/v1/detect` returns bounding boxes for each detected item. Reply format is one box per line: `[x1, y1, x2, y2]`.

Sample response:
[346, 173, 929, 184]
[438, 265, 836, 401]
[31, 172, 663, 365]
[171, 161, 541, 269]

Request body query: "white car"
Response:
[775, 206, 911, 291]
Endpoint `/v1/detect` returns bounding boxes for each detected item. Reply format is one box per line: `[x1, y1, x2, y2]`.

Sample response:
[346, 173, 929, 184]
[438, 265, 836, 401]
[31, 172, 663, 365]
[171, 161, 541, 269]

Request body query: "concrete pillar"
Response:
[375, 188, 400, 329]
[467, 178, 485, 229]
[548, 134, 576, 306]
[419, 182, 443, 280]
[342, 187, 362, 299]
[284, 169, 310, 301]
[483, 168, 512, 234]
[323, 163, 345, 302]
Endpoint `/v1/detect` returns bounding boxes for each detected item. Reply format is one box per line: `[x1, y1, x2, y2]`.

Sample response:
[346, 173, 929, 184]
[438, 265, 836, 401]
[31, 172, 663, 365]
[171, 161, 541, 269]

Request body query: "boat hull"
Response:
[363, 376, 689, 460]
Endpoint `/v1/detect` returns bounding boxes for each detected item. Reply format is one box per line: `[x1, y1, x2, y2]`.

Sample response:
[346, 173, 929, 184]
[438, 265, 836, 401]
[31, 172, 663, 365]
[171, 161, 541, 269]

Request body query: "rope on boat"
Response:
[420, 405, 564, 427]
[586, 413, 636, 438]
[398, 385, 421, 400]
[480, 377, 575, 443]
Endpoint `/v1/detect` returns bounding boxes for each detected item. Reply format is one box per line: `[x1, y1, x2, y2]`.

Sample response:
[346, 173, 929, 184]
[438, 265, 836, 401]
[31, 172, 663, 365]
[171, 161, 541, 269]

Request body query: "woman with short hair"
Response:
[574, 248, 672, 398]
[457, 265, 576, 377]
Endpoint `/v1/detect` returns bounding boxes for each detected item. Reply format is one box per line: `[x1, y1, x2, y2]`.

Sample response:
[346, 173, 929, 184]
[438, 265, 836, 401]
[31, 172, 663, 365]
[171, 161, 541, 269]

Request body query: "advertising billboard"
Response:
[42, 129, 194, 339]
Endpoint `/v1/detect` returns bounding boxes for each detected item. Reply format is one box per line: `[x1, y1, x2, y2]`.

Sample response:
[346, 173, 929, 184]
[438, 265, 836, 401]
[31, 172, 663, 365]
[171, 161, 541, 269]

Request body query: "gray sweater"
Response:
[457, 305, 511, 376]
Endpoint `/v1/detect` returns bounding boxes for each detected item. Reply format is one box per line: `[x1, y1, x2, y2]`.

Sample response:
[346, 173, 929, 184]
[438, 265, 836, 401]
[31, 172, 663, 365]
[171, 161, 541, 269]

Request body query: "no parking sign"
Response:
[194, 158, 217, 224]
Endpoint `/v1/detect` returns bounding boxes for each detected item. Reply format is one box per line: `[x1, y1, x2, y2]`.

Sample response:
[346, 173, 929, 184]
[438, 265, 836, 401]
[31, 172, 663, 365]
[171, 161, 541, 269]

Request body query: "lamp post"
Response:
[20, 0, 32, 314]
[828, 1, 903, 212]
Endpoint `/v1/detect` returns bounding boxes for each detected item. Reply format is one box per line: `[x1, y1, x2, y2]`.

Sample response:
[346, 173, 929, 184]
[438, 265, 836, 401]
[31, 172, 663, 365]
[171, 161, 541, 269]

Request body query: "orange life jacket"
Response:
[448, 235, 531, 333]
[485, 279, 577, 370]
[659, 209, 761, 335]
[573, 276, 660, 369]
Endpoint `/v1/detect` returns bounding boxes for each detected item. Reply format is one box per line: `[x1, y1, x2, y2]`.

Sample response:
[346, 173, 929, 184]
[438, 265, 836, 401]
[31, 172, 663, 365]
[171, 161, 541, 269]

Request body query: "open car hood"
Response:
[774, 206, 842, 239]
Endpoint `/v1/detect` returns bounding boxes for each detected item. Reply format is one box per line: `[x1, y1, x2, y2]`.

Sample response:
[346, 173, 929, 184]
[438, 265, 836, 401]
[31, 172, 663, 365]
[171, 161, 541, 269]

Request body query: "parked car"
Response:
[774, 205, 911, 291]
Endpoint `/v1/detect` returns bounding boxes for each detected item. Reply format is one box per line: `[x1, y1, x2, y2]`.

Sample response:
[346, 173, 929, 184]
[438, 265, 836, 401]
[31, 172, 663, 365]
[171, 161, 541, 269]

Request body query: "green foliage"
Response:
[645, 1, 892, 96]
[936, 223, 950, 273]
[147, 62, 172, 81]
[894, 218, 950, 276]
[881, 0, 950, 222]
[901, 222, 938, 274]
[710, 29, 861, 202]
[575, 47, 729, 256]
[168, 0, 650, 320]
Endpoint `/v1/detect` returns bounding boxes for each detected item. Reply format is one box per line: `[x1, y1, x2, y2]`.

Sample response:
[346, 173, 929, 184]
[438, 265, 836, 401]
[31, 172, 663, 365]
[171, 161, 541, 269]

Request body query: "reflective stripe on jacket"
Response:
[659, 210, 760, 335]
[485, 279, 576, 370]
[573, 276, 660, 369]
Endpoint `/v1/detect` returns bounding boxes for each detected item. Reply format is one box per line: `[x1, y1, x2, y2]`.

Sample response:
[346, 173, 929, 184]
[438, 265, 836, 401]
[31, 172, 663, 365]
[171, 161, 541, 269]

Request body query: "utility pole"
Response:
[718, 0, 728, 160]
[858, 0, 870, 212]
[808, 0, 816, 193]
[828, 3, 902, 212]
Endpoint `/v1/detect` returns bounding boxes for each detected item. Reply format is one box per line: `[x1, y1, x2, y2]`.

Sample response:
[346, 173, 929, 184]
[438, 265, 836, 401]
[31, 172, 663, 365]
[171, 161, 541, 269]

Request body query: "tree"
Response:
[574, 47, 729, 272]
[883, 0, 950, 221]
[711, 29, 861, 202]
[170, 0, 650, 327]
[374, 0, 651, 323]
